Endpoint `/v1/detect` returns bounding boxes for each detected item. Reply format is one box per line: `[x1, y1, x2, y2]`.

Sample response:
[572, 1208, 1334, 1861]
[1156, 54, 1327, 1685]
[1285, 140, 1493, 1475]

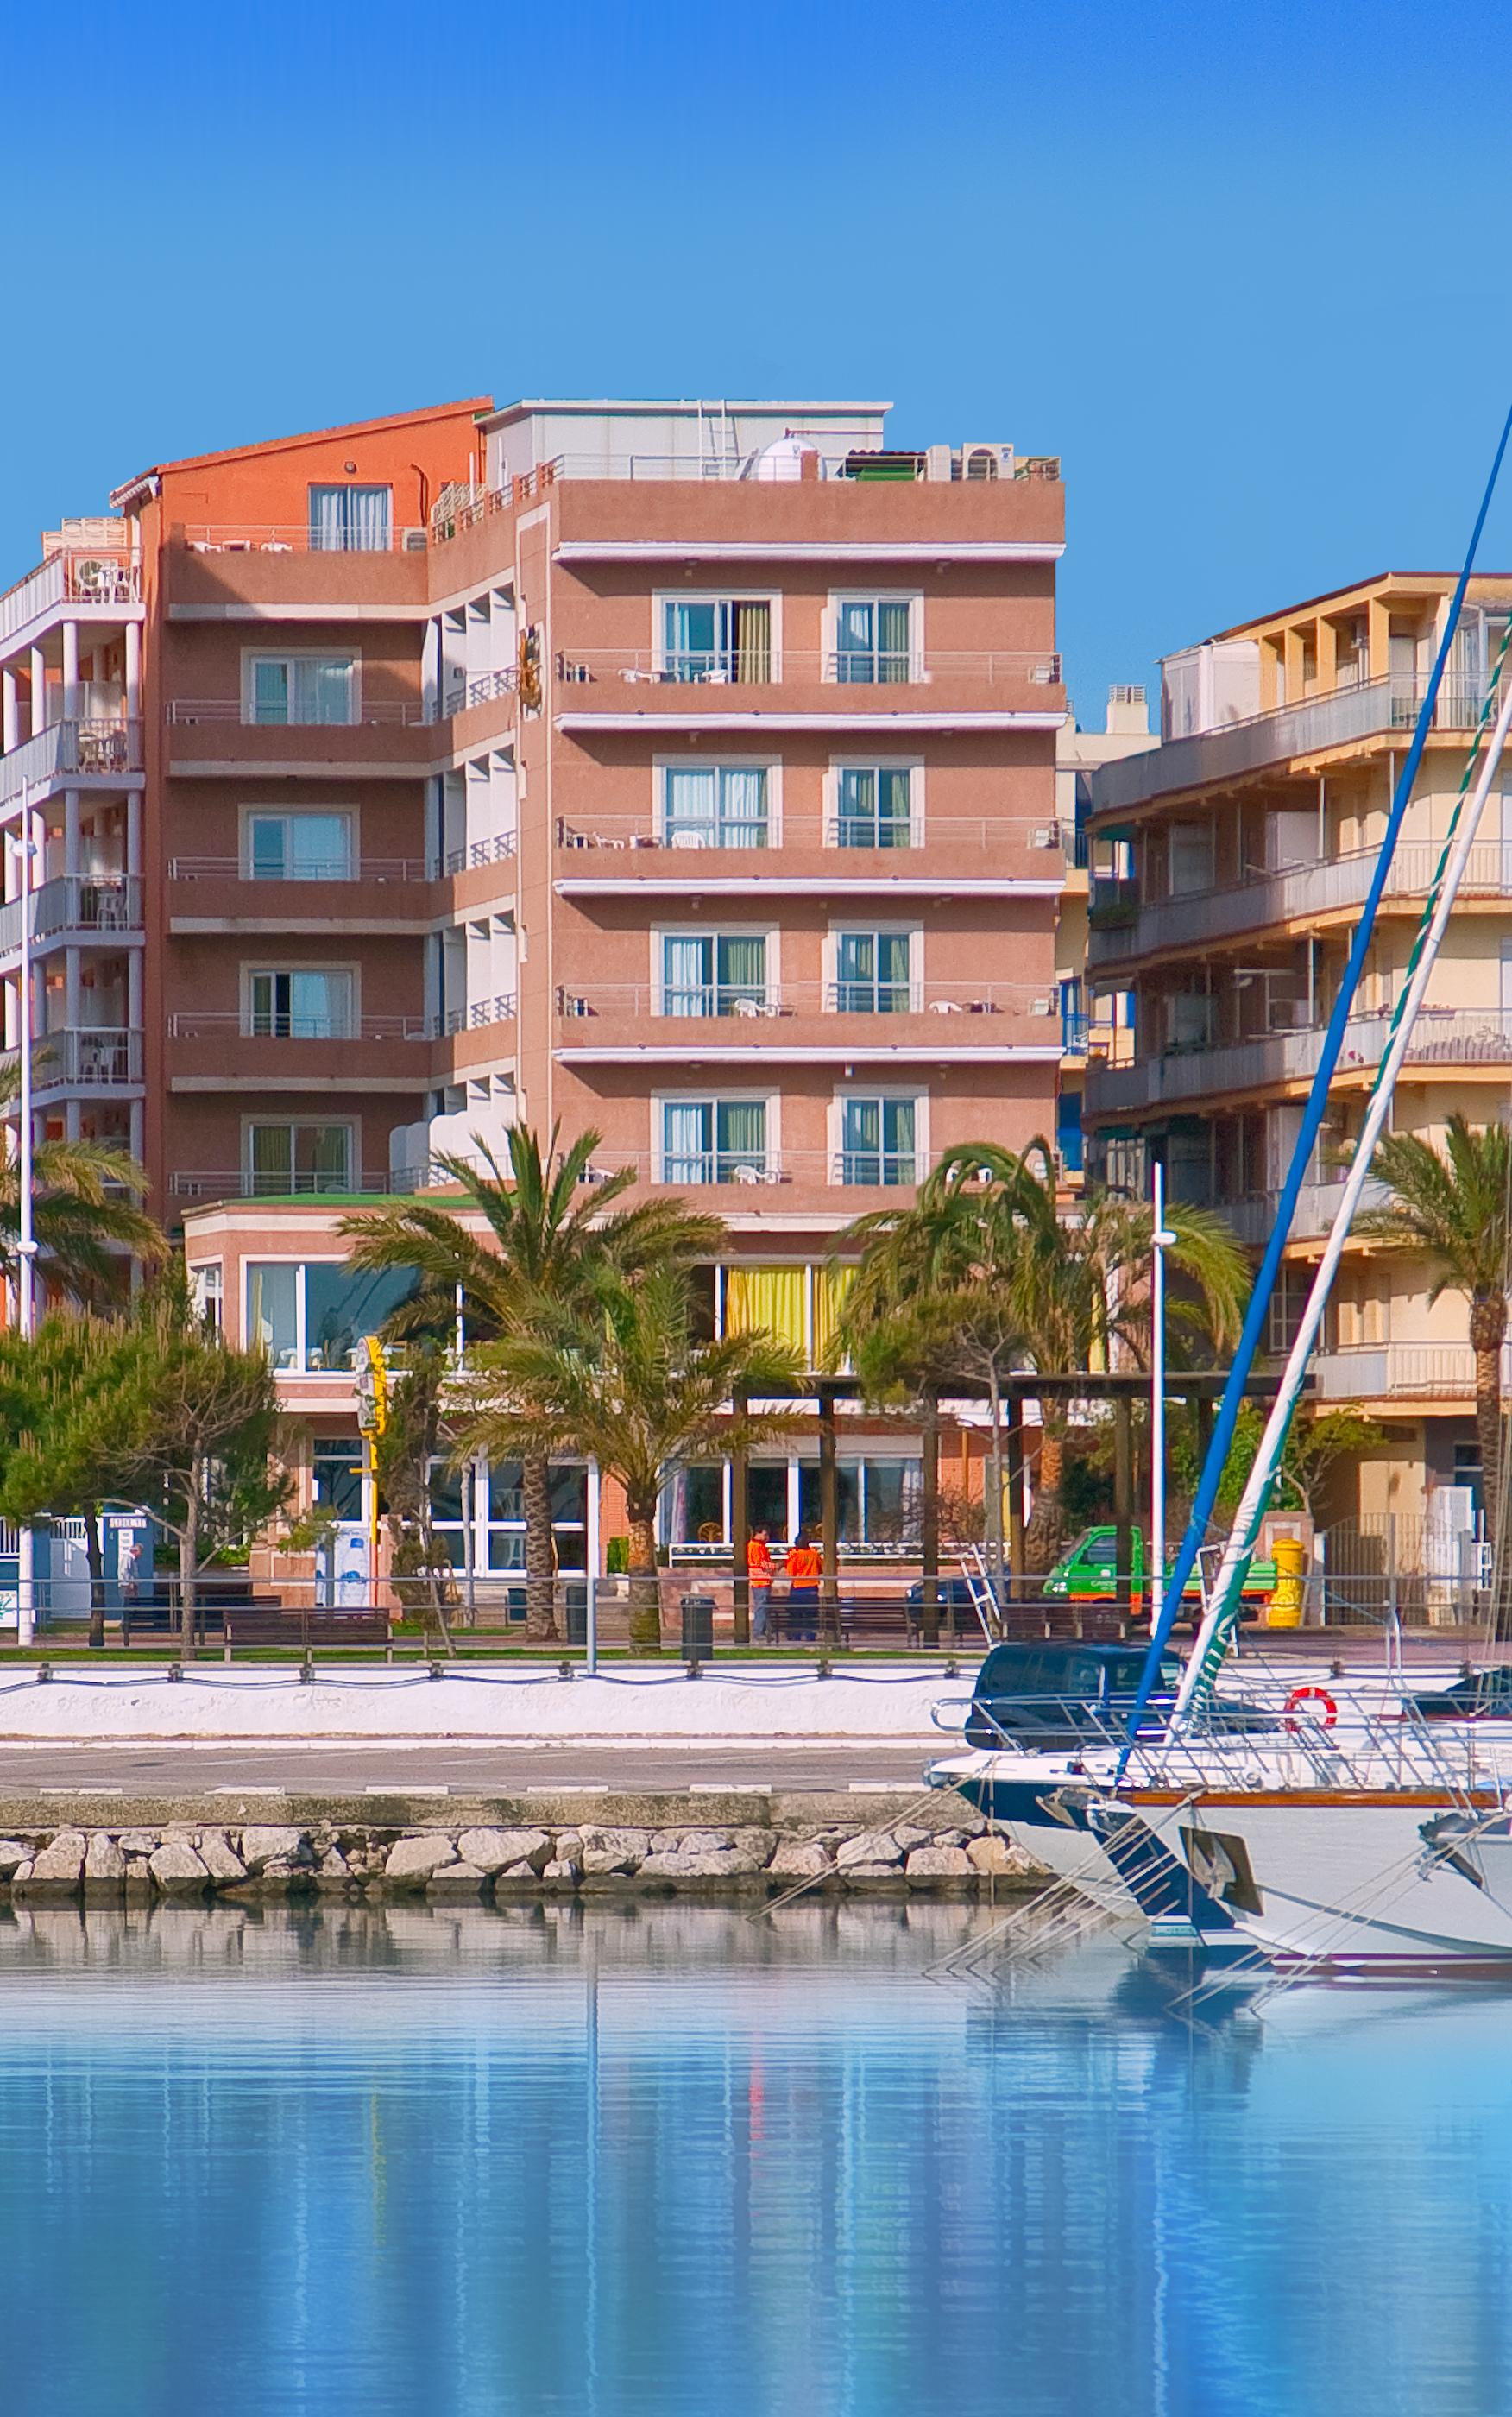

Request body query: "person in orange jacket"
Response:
[747, 1526, 773, 1642]
[784, 1530, 822, 1643]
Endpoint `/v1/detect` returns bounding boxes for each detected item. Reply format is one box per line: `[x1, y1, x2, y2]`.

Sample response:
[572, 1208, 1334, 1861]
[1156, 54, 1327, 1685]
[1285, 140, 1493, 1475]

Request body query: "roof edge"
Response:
[110, 394, 494, 507]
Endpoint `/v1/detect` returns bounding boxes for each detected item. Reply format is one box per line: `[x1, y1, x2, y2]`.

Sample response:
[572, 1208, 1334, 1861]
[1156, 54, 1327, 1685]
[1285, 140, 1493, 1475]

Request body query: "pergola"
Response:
[728, 1368, 1294, 1643]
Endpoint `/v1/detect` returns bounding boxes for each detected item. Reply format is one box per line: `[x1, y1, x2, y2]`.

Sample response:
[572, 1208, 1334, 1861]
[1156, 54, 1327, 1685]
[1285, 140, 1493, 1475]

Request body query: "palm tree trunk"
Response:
[626, 1498, 662, 1655]
[1023, 1424, 1071, 1575]
[520, 1452, 558, 1642]
[85, 1511, 106, 1650]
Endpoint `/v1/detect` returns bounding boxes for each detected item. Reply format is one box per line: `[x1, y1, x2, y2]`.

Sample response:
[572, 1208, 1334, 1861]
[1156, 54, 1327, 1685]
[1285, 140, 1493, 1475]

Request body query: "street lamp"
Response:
[9, 792, 38, 1645]
[1149, 1158, 1176, 1639]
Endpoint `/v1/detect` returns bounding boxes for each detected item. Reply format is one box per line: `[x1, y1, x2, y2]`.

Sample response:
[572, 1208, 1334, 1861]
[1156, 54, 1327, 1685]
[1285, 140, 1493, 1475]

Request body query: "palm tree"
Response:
[455, 1264, 800, 1651]
[339, 1125, 723, 1638]
[1357, 1114, 1512, 1544]
[0, 1057, 162, 1303]
[840, 1142, 1249, 1577]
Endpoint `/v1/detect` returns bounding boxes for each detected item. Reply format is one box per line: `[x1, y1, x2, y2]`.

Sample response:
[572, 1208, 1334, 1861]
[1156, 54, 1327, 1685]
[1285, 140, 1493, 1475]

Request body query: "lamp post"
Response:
[1149, 1158, 1175, 1639]
[11, 793, 37, 1646]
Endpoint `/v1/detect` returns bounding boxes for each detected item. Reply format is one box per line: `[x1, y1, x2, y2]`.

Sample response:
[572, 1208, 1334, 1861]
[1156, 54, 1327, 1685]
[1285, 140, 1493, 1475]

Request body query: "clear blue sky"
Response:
[9, 0, 1512, 720]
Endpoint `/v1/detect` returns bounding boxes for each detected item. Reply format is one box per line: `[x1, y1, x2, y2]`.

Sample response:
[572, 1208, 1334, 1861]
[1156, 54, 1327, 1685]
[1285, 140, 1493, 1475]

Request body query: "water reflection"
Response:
[0, 1903, 1505, 2417]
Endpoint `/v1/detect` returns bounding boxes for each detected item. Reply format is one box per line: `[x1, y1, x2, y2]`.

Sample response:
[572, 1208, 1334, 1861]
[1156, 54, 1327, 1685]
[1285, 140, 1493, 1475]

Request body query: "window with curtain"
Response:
[662, 598, 772, 683]
[661, 1098, 768, 1183]
[723, 1265, 809, 1357]
[248, 656, 356, 725]
[812, 1265, 855, 1371]
[246, 812, 353, 881]
[663, 765, 770, 849]
[835, 766, 913, 849]
[246, 1264, 299, 1366]
[248, 969, 355, 1039]
[838, 1096, 916, 1186]
[833, 931, 913, 1013]
[660, 932, 767, 1016]
[834, 599, 912, 684]
[308, 486, 393, 552]
[247, 1122, 353, 1195]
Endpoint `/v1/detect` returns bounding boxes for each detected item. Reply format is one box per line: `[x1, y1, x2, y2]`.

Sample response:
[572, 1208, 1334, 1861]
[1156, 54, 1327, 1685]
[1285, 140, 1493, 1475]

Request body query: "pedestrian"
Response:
[120, 1535, 142, 1647]
[747, 1524, 773, 1642]
[784, 1529, 822, 1643]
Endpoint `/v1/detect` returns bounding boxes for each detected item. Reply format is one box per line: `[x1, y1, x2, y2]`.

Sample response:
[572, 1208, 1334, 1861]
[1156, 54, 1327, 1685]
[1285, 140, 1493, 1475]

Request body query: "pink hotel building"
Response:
[0, 394, 1069, 1581]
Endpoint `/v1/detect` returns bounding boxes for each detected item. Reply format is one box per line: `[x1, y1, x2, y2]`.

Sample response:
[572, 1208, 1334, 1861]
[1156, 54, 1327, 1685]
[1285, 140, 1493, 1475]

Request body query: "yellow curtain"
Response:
[726, 1265, 809, 1359]
[813, 1265, 855, 1372]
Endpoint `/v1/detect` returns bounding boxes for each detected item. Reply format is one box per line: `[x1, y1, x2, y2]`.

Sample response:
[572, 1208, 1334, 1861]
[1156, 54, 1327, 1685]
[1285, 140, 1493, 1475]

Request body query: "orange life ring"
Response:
[1284, 1683, 1338, 1732]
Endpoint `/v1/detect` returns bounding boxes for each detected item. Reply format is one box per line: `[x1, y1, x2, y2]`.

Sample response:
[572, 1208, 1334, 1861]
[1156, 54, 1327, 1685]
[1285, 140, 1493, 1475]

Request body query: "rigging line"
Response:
[1125, 401, 1512, 1744]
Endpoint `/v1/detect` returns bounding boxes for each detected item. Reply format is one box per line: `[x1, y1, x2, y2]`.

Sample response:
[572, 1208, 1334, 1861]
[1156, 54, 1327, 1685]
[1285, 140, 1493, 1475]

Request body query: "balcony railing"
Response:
[429, 451, 1060, 527]
[0, 551, 141, 646]
[167, 1170, 394, 1202]
[1092, 841, 1512, 965]
[1197, 1176, 1392, 1248]
[179, 526, 430, 555]
[1313, 1341, 1512, 1403]
[0, 718, 142, 805]
[167, 855, 432, 885]
[552, 647, 1062, 690]
[431, 994, 518, 1038]
[1086, 1007, 1512, 1114]
[1090, 673, 1508, 816]
[165, 698, 433, 729]
[553, 812, 1067, 857]
[30, 1028, 142, 1089]
[438, 831, 517, 877]
[0, 874, 142, 957]
[553, 981, 1056, 1025]
[167, 1011, 432, 1044]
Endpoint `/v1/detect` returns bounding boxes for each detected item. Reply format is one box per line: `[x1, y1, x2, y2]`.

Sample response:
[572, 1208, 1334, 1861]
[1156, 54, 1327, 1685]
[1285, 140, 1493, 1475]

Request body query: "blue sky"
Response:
[9, 0, 1512, 719]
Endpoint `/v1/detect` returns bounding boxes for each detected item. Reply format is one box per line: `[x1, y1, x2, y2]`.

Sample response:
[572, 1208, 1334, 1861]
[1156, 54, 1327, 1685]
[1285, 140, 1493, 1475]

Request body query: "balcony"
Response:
[1313, 1341, 1512, 1404]
[0, 875, 143, 962]
[1206, 1177, 1392, 1249]
[31, 1028, 142, 1094]
[568, 1147, 929, 1202]
[551, 980, 1060, 1063]
[1091, 842, 1512, 969]
[1089, 674, 1499, 817]
[1087, 1007, 1512, 1116]
[0, 718, 143, 805]
[551, 646, 1063, 736]
[166, 857, 436, 935]
[0, 550, 141, 653]
[165, 1009, 434, 1093]
[551, 812, 1068, 899]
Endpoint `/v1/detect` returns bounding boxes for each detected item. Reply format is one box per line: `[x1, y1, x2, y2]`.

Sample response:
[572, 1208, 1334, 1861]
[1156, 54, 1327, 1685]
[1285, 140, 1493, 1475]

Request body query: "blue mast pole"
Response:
[1126, 403, 1512, 1725]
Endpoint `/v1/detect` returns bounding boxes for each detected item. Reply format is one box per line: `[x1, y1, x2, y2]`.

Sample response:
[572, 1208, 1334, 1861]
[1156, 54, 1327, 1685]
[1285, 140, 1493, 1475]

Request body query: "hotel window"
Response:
[308, 484, 393, 552]
[245, 1260, 417, 1373]
[659, 933, 768, 1018]
[833, 598, 913, 684]
[837, 1096, 916, 1187]
[247, 968, 355, 1039]
[834, 765, 914, 849]
[660, 1098, 769, 1185]
[246, 1121, 354, 1195]
[799, 1457, 923, 1544]
[832, 930, 914, 1014]
[660, 598, 772, 683]
[662, 764, 770, 849]
[191, 1261, 223, 1328]
[246, 654, 356, 726]
[245, 811, 353, 882]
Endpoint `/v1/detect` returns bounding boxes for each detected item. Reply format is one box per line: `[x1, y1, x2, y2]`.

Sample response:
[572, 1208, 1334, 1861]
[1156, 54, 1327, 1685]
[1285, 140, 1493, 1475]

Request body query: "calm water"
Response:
[0, 1901, 1509, 2417]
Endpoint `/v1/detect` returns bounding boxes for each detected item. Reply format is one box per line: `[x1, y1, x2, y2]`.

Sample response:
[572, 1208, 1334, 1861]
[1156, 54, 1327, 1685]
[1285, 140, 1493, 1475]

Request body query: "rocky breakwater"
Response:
[0, 1804, 1036, 1906]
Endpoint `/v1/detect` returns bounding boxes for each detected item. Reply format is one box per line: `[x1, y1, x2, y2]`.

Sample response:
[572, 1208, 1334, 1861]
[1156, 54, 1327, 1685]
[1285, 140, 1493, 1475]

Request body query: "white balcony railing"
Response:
[0, 718, 142, 805]
[551, 647, 1062, 691]
[551, 812, 1066, 857]
[167, 855, 431, 885]
[1210, 1176, 1392, 1247]
[1313, 1341, 1512, 1403]
[0, 875, 142, 958]
[0, 552, 141, 647]
[553, 980, 1056, 1025]
[1087, 1008, 1512, 1115]
[28, 1028, 142, 1089]
[1091, 841, 1512, 966]
[1090, 673, 1504, 817]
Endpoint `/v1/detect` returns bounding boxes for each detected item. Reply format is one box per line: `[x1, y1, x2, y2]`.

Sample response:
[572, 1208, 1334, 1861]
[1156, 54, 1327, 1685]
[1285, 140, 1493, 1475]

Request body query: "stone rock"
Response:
[239, 1827, 308, 1875]
[0, 1840, 34, 1878]
[637, 1846, 768, 1882]
[966, 1833, 1026, 1876]
[580, 1827, 651, 1867]
[148, 1840, 211, 1896]
[554, 1832, 583, 1859]
[385, 1833, 459, 1886]
[426, 1861, 486, 1899]
[582, 1840, 643, 1877]
[116, 1831, 162, 1857]
[22, 1832, 87, 1891]
[835, 1831, 904, 1872]
[893, 1824, 934, 1850]
[495, 1859, 547, 1884]
[195, 1829, 248, 1885]
[838, 1863, 909, 1883]
[541, 1858, 581, 1884]
[904, 1845, 975, 1882]
[457, 1827, 551, 1877]
[6, 1859, 33, 1887]
[670, 1828, 733, 1852]
[768, 1840, 833, 1881]
[83, 1834, 127, 1893]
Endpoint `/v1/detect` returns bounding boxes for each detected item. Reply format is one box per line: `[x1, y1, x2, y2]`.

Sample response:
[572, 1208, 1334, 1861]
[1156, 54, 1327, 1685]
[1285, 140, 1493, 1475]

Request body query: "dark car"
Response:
[963, 1642, 1184, 1751]
[1408, 1669, 1512, 1721]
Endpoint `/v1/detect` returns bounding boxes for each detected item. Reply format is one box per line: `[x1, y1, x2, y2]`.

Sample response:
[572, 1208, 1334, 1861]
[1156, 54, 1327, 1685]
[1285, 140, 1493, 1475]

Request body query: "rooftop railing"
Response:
[429, 451, 1061, 534]
[177, 526, 430, 555]
[0, 550, 141, 646]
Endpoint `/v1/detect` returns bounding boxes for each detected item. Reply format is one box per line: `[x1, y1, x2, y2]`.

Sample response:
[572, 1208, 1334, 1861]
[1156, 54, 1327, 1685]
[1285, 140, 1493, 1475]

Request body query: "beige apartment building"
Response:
[1084, 571, 1512, 1536]
[0, 394, 1072, 1587]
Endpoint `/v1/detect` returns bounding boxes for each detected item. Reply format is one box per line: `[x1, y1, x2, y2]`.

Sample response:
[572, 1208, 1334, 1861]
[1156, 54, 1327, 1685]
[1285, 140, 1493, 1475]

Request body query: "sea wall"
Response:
[0, 1791, 1040, 1905]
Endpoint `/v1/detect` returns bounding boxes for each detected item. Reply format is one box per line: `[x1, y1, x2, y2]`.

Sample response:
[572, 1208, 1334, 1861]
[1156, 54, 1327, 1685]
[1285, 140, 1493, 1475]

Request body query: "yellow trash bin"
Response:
[1267, 1534, 1307, 1628]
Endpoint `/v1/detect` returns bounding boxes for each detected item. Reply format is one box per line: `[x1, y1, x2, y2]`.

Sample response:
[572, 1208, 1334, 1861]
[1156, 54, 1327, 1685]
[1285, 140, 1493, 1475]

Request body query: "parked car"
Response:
[1043, 1526, 1277, 1625]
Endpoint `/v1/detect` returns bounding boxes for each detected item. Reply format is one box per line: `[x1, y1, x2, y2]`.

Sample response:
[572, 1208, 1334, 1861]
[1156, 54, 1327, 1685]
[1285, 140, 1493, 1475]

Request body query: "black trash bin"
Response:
[564, 1582, 588, 1647]
[680, 1591, 715, 1663]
